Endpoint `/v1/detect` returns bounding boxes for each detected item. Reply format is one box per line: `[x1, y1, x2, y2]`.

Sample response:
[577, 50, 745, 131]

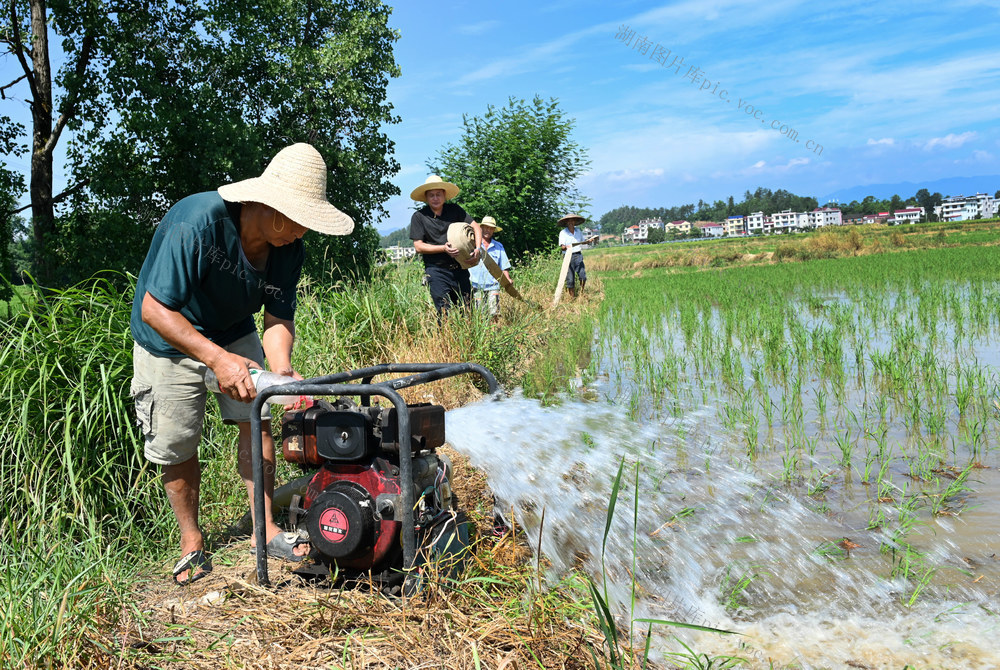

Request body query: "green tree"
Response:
[430, 96, 590, 261]
[1, 0, 99, 285]
[647, 227, 665, 244]
[914, 189, 942, 222]
[3, 0, 400, 286]
[889, 194, 905, 214]
[0, 117, 26, 299]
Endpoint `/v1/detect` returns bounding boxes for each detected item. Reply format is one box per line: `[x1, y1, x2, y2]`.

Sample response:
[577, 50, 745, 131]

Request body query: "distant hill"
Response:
[379, 227, 412, 248]
[820, 176, 1000, 204]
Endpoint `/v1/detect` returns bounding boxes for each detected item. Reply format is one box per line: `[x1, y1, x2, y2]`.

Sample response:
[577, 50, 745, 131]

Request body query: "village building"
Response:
[701, 222, 723, 237]
[622, 218, 665, 244]
[890, 207, 925, 224]
[384, 245, 416, 263]
[935, 194, 996, 221]
[666, 219, 692, 235]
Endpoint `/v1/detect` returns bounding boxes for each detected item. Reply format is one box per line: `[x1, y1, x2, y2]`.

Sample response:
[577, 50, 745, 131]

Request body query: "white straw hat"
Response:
[217, 143, 354, 236]
[411, 175, 460, 202]
[558, 213, 586, 225]
[480, 215, 503, 232]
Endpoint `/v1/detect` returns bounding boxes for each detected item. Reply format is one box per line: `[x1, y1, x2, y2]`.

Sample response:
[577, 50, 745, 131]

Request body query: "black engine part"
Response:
[306, 481, 378, 559]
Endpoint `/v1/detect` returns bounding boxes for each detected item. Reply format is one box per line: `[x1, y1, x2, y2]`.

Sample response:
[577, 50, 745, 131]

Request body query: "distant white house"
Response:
[622, 218, 664, 243]
[809, 207, 843, 227]
[771, 209, 810, 233]
[638, 218, 664, 240]
[862, 212, 889, 224]
[384, 245, 416, 262]
[745, 211, 765, 234]
[935, 193, 996, 221]
[700, 222, 724, 237]
[890, 207, 924, 224]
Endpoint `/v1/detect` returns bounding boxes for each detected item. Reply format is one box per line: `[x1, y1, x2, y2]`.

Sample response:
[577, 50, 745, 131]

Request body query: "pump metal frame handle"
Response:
[249, 362, 500, 588]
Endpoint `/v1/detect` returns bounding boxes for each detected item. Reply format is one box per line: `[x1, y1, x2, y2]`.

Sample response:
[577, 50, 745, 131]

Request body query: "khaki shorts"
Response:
[130, 332, 272, 466]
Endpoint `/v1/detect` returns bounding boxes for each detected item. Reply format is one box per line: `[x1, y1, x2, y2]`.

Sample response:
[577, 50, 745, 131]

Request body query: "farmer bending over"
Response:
[409, 175, 482, 314]
[130, 143, 354, 585]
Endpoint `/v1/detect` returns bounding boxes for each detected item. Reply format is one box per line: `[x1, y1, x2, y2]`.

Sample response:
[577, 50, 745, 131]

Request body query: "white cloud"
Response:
[924, 132, 977, 150]
[751, 160, 766, 168]
[605, 168, 665, 182]
[972, 150, 994, 161]
[787, 157, 809, 167]
[457, 20, 500, 36]
[454, 26, 597, 86]
[867, 138, 895, 146]
[453, 0, 804, 87]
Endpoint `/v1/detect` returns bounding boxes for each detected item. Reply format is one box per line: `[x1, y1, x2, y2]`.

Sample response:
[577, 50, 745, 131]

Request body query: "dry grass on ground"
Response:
[114, 446, 611, 670]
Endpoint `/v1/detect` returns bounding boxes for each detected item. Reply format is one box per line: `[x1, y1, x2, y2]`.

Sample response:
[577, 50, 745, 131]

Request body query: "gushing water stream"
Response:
[447, 391, 1000, 669]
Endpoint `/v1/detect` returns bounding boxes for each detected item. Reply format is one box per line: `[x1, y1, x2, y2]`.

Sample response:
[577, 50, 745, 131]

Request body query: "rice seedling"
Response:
[833, 429, 853, 468]
[718, 562, 767, 614]
[929, 465, 975, 516]
[813, 540, 849, 560]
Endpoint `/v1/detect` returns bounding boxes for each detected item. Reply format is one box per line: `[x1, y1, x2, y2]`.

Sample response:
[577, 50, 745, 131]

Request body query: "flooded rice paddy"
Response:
[448, 247, 1000, 669]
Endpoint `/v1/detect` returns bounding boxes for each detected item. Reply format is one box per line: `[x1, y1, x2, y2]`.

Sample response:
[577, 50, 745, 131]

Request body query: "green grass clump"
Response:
[0, 276, 169, 667]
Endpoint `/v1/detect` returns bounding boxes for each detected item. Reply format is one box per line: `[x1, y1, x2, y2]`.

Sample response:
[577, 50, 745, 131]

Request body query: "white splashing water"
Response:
[447, 393, 1000, 669]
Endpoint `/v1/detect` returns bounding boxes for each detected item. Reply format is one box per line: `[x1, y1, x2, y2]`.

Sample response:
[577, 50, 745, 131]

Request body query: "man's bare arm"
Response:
[141, 291, 260, 402]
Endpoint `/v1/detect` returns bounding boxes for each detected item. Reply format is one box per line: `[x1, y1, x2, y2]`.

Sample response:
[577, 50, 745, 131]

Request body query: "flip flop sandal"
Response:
[172, 550, 213, 586]
[250, 531, 310, 562]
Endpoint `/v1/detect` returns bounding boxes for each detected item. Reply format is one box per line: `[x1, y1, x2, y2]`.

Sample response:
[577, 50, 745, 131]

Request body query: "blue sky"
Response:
[3, 1, 999, 234]
[380, 0, 1000, 232]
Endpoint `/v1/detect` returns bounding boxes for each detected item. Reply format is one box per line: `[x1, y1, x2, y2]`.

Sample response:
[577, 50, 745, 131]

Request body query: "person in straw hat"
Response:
[557, 213, 598, 297]
[408, 175, 483, 314]
[130, 143, 353, 584]
[468, 215, 512, 317]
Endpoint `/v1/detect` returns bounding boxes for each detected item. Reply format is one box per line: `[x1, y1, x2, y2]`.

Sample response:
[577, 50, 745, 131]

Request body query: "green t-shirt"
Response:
[130, 191, 304, 357]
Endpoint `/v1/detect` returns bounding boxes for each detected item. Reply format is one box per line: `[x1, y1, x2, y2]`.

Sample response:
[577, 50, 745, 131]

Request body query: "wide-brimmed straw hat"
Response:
[480, 215, 503, 232]
[218, 143, 354, 236]
[558, 213, 586, 225]
[411, 175, 459, 202]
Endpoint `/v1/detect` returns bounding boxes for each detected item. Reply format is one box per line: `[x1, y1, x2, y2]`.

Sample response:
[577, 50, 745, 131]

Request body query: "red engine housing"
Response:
[303, 458, 403, 572]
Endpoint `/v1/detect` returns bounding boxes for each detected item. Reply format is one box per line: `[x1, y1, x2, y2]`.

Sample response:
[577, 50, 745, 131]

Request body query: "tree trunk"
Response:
[29, 0, 55, 285]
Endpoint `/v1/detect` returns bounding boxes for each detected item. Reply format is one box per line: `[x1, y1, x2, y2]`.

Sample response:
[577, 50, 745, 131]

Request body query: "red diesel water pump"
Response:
[248, 363, 499, 592]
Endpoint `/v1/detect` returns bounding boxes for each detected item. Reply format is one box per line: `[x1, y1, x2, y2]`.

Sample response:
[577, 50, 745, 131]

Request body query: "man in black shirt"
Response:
[409, 175, 483, 313]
